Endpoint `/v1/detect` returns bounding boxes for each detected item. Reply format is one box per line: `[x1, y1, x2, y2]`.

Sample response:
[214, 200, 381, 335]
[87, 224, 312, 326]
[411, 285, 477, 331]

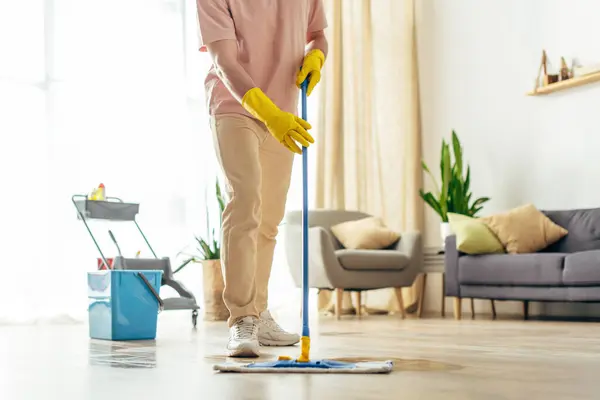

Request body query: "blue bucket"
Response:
[87, 270, 163, 341]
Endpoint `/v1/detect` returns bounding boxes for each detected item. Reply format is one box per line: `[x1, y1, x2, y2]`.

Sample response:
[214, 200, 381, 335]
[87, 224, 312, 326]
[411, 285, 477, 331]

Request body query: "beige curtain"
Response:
[315, 0, 424, 315]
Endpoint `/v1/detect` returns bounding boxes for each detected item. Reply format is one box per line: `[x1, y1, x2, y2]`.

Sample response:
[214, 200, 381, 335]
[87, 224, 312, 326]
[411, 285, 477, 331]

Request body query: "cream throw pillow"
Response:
[481, 204, 568, 254]
[447, 213, 505, 254]
[331, 217, 400, 250]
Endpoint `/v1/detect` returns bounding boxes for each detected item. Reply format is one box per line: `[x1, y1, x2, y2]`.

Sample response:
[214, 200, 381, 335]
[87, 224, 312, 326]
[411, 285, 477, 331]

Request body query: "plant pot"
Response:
[201, 259, 229, 321]
[440, 222, 454, 245]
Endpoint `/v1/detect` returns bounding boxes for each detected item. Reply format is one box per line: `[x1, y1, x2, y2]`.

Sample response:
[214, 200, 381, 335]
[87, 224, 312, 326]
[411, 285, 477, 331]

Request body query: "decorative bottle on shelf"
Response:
[560, 57, 571, 81]
[537, 50, 559, 88]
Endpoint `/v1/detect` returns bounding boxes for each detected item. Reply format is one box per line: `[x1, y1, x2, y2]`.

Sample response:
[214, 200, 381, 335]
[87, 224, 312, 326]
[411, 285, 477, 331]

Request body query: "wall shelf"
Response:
[528, 71, 600, 96]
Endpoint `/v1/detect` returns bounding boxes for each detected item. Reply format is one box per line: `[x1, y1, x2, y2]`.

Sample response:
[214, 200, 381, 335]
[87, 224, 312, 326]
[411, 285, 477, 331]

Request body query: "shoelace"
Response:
[233, 320, 258, 339]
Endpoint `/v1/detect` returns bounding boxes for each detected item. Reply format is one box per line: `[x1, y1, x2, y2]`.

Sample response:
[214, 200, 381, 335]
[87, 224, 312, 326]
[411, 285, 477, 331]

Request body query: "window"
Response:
[1, 0, 319, 323]
[0, 0, 215, 323]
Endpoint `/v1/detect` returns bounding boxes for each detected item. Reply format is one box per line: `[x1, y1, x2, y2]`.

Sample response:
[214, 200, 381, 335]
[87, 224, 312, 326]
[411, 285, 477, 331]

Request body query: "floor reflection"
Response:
[88, 340, 157, 369]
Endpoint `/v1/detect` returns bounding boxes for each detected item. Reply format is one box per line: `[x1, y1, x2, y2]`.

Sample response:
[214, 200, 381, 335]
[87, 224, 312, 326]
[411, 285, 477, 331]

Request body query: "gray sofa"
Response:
[445, 208, 600, 320]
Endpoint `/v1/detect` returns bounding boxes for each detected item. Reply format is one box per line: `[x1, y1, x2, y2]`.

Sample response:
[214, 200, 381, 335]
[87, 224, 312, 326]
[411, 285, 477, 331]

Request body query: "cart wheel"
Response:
[192, 310, 198, 328]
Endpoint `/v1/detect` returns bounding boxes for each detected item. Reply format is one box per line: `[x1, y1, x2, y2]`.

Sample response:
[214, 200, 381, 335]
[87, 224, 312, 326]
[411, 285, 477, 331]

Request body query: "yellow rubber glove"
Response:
[242, 88, 314, 154]
[296, 49, 325, 96]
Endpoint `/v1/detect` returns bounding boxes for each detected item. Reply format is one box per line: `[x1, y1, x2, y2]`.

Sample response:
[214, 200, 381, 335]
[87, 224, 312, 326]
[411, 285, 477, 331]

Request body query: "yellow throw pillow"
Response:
[480, 204, 568, 254]
[331, 217, 400, 250]
[447, 213, 505, 254]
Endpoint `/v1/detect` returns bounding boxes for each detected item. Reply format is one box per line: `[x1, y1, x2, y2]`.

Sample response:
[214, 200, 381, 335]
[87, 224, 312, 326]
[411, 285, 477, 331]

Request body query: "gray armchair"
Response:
[284, 210, 423, 319]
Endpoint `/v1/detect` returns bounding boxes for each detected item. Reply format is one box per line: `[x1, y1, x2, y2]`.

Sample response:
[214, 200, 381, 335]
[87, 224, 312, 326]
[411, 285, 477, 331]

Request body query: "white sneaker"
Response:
[258, 310, 300, 346]
[227, 316, 260, 358]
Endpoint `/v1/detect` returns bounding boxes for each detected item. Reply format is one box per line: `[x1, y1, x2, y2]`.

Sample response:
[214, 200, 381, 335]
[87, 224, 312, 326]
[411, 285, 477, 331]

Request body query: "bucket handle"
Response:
[136, 272, 164, 313]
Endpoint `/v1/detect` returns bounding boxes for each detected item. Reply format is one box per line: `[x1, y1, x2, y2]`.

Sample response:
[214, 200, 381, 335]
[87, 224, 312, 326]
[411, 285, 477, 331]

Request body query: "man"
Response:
[196, 0, 328, 357]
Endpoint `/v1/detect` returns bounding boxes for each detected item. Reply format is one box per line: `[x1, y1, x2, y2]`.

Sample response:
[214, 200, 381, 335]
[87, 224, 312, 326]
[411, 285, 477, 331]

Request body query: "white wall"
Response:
[416, 0, 600, 318]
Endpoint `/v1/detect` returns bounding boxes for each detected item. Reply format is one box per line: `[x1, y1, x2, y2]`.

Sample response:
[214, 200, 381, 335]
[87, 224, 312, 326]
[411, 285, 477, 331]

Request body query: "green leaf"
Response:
[464, 166, 471, 194]
[468, 197, 489, 217]
[439, 140, 448, 189]
[472, 197, 490, 207]
[451, 130, 463, 177]
[173, 257, 196, 274]
[216, 179, 226, 214]
[420, 190, 446, 221]
[199, 238, 212, 258]
[212, 237, 220, 259]
[439, 142, 451, 219]
[449, 169, 464, 214]
[469, 206, 484, 217]
[465, 192, 472, 209]
[421, 160, 441, 196]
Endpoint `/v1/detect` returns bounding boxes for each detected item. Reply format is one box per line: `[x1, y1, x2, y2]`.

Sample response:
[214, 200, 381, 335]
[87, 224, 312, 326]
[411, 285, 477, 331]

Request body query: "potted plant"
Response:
[175, 180, 229, 321]
[419, 130, 490, 243]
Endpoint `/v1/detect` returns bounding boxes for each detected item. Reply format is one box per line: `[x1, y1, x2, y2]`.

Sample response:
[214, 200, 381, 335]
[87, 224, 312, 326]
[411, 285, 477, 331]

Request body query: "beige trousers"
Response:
[211, 114, 294, 327]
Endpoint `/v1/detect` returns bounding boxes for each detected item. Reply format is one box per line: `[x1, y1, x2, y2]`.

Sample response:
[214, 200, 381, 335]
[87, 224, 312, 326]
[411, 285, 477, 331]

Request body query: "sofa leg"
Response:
[523, 300, 529, 321]
[470, 298, 475, 319]
[394, 288, 406, 319]
[335, 288, 344, 320]
[491, 300, 497, 320]
[453, 297, 462, 320]
[441, 273, 446, 318]
[417, 273, 427, 318]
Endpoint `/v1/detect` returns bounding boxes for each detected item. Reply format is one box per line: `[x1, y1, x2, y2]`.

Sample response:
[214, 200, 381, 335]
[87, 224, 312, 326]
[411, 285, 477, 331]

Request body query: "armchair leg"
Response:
[453, 297, 462, 320]
[491, 300, 497, 320]
[353, 291, 362, 318]
[523, 300, 529, 320]
[470, 298, 475, 319]
[394, 288, 406, 319]
[335, 288, 343, 320]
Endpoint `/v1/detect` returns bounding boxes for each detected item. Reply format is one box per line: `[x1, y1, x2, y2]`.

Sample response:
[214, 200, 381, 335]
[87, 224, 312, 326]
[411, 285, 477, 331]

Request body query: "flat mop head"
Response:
[213, 359, 394, 374]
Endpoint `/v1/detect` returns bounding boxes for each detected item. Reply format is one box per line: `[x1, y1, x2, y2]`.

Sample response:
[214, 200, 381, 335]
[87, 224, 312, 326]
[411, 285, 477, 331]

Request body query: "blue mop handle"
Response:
[300, 79, 310, 339]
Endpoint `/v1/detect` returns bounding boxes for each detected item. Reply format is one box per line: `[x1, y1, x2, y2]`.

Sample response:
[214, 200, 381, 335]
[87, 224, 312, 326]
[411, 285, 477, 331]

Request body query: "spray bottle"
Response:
[96, 183, 106, 201]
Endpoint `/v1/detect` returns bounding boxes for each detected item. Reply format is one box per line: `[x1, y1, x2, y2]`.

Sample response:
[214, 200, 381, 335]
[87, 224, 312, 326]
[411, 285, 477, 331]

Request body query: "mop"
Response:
[213, 79, 393, 374]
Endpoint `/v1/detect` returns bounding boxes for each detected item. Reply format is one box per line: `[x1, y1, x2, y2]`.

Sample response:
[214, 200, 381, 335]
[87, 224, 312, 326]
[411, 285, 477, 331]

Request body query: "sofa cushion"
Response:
[543, 208, 600, 253]
[331, 217, 400, 250]
[481, 204, 568, 254]
[458, 253, 566, 286]
[447, 213, 504, 254]
[335, 249, 409, 271]
[563, 250, 600, 286]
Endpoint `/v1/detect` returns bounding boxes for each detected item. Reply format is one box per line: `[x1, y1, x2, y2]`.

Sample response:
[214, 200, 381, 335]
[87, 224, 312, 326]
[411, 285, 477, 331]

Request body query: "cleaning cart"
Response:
[72, 193, 200, 328]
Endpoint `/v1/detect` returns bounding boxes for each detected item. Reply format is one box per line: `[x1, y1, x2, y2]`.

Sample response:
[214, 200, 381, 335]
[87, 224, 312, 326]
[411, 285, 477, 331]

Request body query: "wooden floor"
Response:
[2, 312, 600, 399]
